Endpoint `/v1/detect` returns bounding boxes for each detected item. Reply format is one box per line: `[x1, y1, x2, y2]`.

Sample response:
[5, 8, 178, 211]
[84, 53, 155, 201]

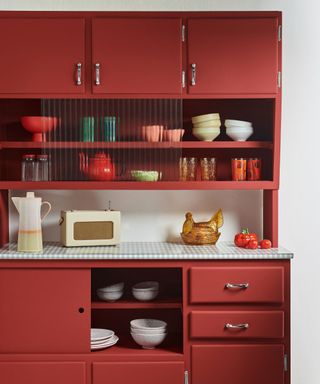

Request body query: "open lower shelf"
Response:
[0, 180, 276, 190]
[92, 300, 182, 310]
[0, 141, 274, 150]
[91, 339, 183, 358]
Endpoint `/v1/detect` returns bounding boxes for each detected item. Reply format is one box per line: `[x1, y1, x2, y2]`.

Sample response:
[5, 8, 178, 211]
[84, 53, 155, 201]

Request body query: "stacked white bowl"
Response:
[91, 328, 119, 350]
[192, 113, 221, 141]
[225, 119, 254, 141]
[96, 282, 124, 302]
[132, 281, 159, 301]
[130, 319, 168, 349]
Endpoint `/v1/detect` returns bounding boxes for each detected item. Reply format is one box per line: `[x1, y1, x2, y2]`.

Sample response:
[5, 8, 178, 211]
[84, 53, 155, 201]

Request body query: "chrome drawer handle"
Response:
[225, 323, 249, 330]
[225, 283, 249, 290]
[191, 63, 196, 86]
[76, 63, 82, 85]
[95, 63, 101, 85]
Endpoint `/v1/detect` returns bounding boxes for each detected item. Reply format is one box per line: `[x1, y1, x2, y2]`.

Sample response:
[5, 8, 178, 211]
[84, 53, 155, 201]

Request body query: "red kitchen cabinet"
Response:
[187, 17, 279, 94]
[0, 268, 90, 353]
[92, 18, 182, 94]
[192, 344, 284, 384]
[93, 361, 185, 384]
[0, 18, 85, 94]
[0, 362, 86, 384]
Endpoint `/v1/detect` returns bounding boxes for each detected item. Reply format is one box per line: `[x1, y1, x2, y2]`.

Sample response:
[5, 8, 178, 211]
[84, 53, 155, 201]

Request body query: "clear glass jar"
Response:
[179, 157, 197, 181]
[21, 154, 36, 181]
[200, 158, 216, 181]
[36, 154, 49, 181]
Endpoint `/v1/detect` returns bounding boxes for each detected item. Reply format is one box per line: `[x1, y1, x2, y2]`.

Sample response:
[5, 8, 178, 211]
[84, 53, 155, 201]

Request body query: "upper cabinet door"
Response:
[92, 18, 182, 94]
[188, 18, 279, 94]
[0, 18, 85, 94]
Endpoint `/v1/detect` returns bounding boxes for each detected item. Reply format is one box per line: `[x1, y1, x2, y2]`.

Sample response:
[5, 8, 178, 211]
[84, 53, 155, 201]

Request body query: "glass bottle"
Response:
[36, 154, 49, 181]
[21, 154, 36, 181]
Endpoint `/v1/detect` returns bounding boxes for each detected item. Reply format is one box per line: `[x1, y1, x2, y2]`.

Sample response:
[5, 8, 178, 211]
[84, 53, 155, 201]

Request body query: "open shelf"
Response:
[0, 140, 273, 150]
[91, 338, 183, 358]
[92, 299, 182, 310]
[0, 180, 277, 190]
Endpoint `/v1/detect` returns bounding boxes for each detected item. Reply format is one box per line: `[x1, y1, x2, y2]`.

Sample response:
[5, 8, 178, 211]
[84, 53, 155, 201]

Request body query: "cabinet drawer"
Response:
[190, 311, 284, 339]
[0, 362, 86, 384]
[93, 361, 184, 384]
[190, 267, 284, 304]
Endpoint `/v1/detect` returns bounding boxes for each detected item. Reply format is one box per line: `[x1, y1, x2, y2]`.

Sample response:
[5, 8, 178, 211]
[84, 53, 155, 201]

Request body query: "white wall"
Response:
[2, 0, 319, 383]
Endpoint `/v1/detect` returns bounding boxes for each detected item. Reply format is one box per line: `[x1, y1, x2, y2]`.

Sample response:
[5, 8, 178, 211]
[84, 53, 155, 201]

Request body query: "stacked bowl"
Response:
[96, 282, 124, 302]
[132, 281, 159, 301]
[192, 113, 221, 141]
[130, 319, 167, 349]
[225, 119, 254, 141]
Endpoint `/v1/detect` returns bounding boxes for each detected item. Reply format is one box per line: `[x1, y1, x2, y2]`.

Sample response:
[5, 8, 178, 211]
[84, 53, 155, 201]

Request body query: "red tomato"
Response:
[260, 239, 272, 249]
[234, 228, 258, 248]
[234, 233, 251, 247]
[245, 239, 259, 249]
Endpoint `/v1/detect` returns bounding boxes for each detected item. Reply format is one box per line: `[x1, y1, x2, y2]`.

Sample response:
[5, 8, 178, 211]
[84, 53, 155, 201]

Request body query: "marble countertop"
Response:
[0, 241, 293, 260]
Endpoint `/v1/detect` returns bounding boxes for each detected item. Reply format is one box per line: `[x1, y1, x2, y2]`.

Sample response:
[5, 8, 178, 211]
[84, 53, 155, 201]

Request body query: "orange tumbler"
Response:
[231, 158, 247, 181]
[247, 158, 262, 181]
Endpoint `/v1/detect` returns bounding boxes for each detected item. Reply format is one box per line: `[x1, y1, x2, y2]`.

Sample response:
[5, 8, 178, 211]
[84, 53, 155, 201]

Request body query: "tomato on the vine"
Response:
[234, 228, 258, 248]
[245, 239, 259, 249]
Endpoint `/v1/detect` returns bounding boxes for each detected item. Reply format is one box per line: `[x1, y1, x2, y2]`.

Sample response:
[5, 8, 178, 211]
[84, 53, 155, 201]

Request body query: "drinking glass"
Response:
[179, 157, 197, 181]
[200, 158, 216, 181]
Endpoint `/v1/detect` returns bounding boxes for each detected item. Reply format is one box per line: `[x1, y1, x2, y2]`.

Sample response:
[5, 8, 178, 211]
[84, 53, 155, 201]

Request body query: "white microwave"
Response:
[60, 210, 121, 247]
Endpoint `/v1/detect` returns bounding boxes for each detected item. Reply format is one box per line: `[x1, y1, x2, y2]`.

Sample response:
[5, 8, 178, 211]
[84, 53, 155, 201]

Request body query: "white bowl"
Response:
[193, 120, 221, 128]
[97, 289, 124, 302]
[225, 119, 252, 128]
[192, 113, 220, 124]
[132, 288, 159, 301]
[132, 281, 159, 290]
[192, 128, 221, 141]
[130, 331, 167, 349]
[130, 327, 167, 335]
[130, 318, 167, 331]
[98, 282, 125, 292]
[226, 126, 253, 141]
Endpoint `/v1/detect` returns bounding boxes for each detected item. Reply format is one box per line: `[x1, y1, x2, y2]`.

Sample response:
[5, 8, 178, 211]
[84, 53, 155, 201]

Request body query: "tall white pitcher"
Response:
[11, 192, 51, 252]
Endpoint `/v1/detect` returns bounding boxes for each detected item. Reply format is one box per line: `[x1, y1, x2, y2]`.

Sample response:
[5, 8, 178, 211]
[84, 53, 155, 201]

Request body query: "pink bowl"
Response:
[141, 125, 164, 142]
[20, 116, 59, 142]
[163, 129, 185, 142]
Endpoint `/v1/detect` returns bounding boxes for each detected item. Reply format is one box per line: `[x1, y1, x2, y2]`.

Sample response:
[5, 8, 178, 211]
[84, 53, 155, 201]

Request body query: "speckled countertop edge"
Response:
[0, 241, 294, 260]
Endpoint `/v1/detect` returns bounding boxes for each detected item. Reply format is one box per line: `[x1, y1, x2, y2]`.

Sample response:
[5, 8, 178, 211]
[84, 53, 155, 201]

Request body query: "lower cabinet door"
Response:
[0, 362, 86, 384]
[192, 344, 284, 384]
[0, 269, 90, 353]
[93, 361, 185, 384]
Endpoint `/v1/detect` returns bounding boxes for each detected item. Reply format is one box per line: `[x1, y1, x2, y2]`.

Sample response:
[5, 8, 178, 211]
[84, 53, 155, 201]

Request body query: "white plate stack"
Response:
[91, 328, 119, 351]
[192, 113, 221, 141]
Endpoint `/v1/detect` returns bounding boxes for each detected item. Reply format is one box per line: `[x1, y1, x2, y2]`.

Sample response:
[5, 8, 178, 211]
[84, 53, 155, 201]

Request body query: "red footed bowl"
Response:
[20, 116, 59, 142]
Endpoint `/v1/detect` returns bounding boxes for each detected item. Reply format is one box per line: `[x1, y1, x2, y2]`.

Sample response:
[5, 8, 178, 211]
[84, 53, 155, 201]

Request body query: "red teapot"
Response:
[79, 152, 115, 181]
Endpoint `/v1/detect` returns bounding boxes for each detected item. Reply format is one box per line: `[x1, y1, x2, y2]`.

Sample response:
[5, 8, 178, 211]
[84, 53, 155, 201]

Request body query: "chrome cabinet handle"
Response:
[95, 63, 101, 85]
[225, 323, 249, 330]
[191, 63, 196, 86]
[225, 283, 249, 289]
[76, 63, 82, 86]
